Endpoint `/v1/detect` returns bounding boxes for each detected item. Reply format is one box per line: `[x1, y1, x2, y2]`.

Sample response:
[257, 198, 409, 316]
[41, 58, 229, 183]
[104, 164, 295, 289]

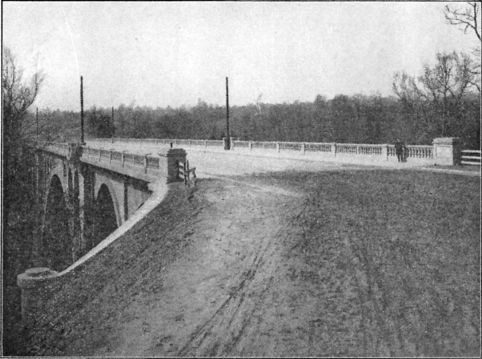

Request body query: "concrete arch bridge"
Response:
[32, 143, 187, 272]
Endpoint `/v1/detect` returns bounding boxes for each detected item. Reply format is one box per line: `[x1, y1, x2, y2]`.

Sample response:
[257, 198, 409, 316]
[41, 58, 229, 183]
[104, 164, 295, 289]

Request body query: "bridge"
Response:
[16, 136, 466, 326]
[24, 142, 188, 273]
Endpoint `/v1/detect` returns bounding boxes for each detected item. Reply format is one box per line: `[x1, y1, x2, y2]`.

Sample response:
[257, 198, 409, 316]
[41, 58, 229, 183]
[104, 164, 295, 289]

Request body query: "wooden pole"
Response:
[80, 76, 85, 144]
[111, 106, 114, 138]
[225, 76, 230, 150]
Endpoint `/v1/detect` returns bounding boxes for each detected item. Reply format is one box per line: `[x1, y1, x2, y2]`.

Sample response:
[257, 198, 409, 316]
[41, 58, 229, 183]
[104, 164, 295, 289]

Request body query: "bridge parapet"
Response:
[89, 137, 439, 164]
[37, 143, 188, 184]
[81, 146, 186, 183]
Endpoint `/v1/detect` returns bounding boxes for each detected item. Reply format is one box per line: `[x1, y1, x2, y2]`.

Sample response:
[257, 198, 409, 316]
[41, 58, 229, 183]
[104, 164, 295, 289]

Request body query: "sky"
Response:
[3, 2, 479, 111]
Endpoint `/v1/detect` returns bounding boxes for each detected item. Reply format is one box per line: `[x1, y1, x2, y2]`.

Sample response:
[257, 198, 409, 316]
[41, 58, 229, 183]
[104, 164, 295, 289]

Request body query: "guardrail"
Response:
[461, 150, 481, 166]
[43, 144, 162, 174]
[87, 137, 435, 162]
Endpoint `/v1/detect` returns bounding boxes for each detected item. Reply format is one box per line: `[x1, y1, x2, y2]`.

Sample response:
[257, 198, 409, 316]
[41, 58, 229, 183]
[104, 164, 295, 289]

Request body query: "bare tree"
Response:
[444, 2, 481, 41]
[2, 47, 44, 143]
[393, 51, 477, 137]
[444, 2, 481, 91]
[2, 46, 44, 231]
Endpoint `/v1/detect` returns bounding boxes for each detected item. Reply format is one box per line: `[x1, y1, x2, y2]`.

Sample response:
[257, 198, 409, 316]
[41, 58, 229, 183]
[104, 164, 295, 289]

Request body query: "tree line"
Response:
[34, 83, 479, 149]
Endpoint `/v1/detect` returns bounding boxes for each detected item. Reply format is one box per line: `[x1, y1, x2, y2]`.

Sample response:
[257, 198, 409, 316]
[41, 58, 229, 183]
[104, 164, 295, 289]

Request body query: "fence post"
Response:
[144, 155, 148, 174]
[109, 150, 113, 164]
[121, 151, 125, 167]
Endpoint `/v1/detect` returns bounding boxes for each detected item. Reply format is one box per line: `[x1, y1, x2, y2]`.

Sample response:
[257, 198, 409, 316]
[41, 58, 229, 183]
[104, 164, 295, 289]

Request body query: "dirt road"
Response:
[95, 176, 311, 357]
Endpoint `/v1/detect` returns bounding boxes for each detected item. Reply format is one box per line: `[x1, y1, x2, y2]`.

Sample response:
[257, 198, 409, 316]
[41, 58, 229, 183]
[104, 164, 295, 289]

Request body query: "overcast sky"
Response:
[3, 2, 479, 111]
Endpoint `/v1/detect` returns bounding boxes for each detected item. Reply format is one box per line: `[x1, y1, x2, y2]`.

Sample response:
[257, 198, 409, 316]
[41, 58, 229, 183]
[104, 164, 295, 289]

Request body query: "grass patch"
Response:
[251, 169, 480, 356]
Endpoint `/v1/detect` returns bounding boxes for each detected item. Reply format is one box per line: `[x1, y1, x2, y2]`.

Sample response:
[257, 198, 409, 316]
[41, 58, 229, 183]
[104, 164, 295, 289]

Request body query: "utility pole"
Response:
[36, 107, 39, 139]
[225, 76, 230, 150]
[111, 106, 115, 138]
[80, 76, 85, 144]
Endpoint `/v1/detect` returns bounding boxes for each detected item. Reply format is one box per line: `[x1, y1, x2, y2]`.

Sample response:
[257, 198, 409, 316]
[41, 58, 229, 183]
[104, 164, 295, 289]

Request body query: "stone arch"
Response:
[94, 175, 122, 228]
[92, 183, 119, 247]
[47, 161, 68, 195]
[43, 174, 71, 271]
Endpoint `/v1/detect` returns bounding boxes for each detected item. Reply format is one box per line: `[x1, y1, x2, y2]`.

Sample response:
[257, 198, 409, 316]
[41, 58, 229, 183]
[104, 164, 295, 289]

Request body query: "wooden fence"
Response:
[461, 150, 481, 166]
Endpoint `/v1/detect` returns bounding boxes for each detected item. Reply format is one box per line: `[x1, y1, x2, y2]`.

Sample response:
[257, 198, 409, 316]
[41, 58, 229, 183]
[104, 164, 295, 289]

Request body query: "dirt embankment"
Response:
[21, 177, 306, 356]
[20, 170, 480, 357]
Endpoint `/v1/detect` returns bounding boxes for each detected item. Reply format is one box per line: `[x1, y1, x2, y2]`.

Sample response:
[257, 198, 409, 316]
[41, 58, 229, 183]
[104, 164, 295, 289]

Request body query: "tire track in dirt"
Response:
[101, 177, 302, 357]
[177, 181, 293, 356]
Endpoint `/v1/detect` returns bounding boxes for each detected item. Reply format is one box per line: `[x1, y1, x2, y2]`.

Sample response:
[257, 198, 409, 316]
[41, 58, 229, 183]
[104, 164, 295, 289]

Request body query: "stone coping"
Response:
[433, 137, 460, 145]
[17, 268, 59, 289]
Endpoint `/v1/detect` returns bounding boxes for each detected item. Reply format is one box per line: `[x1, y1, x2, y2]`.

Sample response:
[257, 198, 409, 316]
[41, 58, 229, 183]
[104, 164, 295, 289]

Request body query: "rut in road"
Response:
[103, 178, 303, 357]
[177, 222, 283, 356]
[177, 179, 299, 356]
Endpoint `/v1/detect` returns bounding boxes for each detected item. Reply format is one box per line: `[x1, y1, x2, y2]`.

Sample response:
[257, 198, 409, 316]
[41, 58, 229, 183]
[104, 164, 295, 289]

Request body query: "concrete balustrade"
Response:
[88, 137, 456, 166]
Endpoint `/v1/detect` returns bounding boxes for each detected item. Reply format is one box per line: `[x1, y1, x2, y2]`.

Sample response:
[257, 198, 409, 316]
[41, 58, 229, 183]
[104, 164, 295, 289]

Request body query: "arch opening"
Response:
[93, 184, 118, 248]
[43, 175, 71, 271]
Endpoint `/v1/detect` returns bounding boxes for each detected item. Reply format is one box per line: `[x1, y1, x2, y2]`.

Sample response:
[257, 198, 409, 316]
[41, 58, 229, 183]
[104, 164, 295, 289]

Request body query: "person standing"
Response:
[402, 142, 408, 162]
[395, 139, 403, 162]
